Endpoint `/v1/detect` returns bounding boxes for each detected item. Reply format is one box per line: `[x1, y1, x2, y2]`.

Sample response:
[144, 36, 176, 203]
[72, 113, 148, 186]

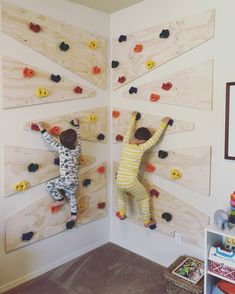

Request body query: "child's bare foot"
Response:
[67, 215, 78, 222]
[116, 211, 126, 220]
[144, 220, 157, 230]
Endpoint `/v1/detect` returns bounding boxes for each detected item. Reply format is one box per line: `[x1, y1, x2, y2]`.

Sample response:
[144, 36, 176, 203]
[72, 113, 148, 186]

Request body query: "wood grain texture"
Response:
[112, 10, 214, 89]
[1, 2, 107, 89]
[113, 162, 209, 247]
[24, 106, 107, 143]
[5, 162, 107, 252]
[4, 145, 96, 197]
[2, 56, 96, 109]
[123, 60, 213, 110]
[112, 107, 194, 143]
[141, 146, 211, 195]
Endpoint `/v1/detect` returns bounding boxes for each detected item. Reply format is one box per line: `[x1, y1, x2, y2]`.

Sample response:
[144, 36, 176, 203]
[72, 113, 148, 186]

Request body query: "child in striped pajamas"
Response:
[37, 118, 81, 229]
[116, 112, 170, 229]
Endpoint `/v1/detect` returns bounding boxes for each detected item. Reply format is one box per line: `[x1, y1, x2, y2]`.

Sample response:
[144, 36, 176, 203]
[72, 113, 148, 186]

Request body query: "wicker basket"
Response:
[164, 255, 204, 294]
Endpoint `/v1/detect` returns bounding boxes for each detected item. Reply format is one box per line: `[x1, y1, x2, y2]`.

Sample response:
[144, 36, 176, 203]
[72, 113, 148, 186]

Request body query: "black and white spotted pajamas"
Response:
[41, 126, 81, 215]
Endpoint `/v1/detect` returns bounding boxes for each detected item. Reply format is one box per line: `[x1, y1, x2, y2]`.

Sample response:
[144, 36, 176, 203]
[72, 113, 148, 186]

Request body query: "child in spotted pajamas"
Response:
[116, 111, 171, 229]
[37, 118, 81, 228]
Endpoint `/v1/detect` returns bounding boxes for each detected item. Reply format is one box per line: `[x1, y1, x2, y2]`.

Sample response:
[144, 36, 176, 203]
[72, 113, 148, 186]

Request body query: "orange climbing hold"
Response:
[92, 66, 101, 74]
[133, 44, 143, 53]
[97, 166, 105, 174]
[150, 93, 160, 102]
[50, 126, 61, 136]
[112, 110, 120, 118]
[145, 164, 156, 173]
[23, 67, 35, 78]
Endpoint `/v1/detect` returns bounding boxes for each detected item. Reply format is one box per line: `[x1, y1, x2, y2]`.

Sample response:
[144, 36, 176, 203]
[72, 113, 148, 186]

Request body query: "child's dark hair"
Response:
[60, 129, 77, 149]
[134, 127, 152, 141]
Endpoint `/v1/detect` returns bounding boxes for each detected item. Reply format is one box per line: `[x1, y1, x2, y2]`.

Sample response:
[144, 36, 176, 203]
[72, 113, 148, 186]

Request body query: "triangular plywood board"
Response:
[113, 162, 209, 247]
[112, 108, 194, 143]
[2, 56, 96, 109]
[24, 107, 107, 143]
[141, 146, 211, 195]
[4, 145, 96, 197]
[112, 10, 214, 89]
[123, 60, 213, 110]
[1, 2, 107, 89]
[5, 162, 107, 252]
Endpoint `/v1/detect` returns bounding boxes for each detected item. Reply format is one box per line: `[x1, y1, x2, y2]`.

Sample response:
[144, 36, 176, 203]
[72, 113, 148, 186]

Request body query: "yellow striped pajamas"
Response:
[116, 114, 167, 225]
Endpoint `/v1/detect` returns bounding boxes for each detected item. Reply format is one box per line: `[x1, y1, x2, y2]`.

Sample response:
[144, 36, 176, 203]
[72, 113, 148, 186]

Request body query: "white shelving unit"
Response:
[204, 225, 235, 294]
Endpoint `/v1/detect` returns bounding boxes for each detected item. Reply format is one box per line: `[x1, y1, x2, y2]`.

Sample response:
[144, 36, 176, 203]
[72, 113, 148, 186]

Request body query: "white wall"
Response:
[0, 0, 110, 292]
[110, 0, 235, 267]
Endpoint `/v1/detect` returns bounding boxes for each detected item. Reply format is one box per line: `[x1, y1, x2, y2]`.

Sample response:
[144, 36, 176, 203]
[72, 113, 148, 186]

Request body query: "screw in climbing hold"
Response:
[150, 93, 160, 102]
[88, 40, 97, 49]
[170, 169, 182, 180]
[35, 88, 49, 98]
[145, 60, 156, 70]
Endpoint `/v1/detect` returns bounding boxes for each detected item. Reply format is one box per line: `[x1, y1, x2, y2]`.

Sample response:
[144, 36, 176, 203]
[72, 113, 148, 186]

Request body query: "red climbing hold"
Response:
[162, 82, 172, 91]
[97, 166, 106, 174]
[112, 110, 120, 118]
[116, 134, 123, 142]
[31, 123, 40, 132]
[50, 126, 61, 136]
[145, 164, 156, 173]
[23, 67, 35, 78]
[73, 86, 83, 94]
[51, 206, 60, 213]
[150, 93, 160, 102]
[98, 202, 106, 209]
[29, 22, 41, 33]
[92, 66, 101, 74]
[118, 76, 126, 83]
[150, 189, 159, 197]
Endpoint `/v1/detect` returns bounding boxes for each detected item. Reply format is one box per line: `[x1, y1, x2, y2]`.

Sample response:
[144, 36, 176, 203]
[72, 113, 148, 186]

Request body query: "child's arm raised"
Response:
[71, 118, 81, 141]
[124, 111, 137, 143]
[141, 117, 171, 151]
[37, 122, 62, 151]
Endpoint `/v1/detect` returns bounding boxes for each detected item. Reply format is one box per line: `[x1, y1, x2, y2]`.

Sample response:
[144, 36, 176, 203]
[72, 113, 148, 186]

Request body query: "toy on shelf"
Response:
[229, 192, 235, 225]
[213, 209, 229, 230]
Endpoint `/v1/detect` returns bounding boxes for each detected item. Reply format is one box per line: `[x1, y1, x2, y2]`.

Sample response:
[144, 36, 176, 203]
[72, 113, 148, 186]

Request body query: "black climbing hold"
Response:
[83, 179, 91, 187]
[50, 74, 61, 83]
[112, 60, 119, 68]
[28, 163, 39, 172]
[97, 133, 105, 140]
[158, 150, 168, 159]
[66, 220, 75, 229]
[162, 212, 172, 222]
[21, 231, 34, 241]
[119, 35, 127, 42]
[149, 223, 157, 230]
[168, 119, 173, 126]
[59, 42, 70, 51]
[129, 87, 138, 94]
[159, 29, 170, 39]
[54, 158, 60, 165]
[136, 112, 141, 121]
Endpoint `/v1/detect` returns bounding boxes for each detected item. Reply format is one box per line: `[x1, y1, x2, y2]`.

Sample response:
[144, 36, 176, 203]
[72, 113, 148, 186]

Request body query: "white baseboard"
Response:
[0, 239, 108, 293]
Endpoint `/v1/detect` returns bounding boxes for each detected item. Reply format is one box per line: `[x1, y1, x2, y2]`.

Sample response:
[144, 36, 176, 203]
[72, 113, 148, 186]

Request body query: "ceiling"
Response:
[69, 0, 144, 13]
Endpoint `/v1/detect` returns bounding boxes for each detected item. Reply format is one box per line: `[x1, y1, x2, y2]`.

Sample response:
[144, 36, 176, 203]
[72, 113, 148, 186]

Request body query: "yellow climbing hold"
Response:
[13, 181, 29, 192]
[77, 196, 87, 213]
[88, 40, 97, 49]
[35, 87, 49, 97]
[145, 60, 156, 70]
[170, 169, 182, 180]
[87, 114, 97, 123]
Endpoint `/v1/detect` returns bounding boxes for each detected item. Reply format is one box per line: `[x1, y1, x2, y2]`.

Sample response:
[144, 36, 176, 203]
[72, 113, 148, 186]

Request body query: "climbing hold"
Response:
[97, 166, 105, 174]
[83, 179, 91, 187]
[50, 74, 61, 83]
[129, 87, 138, 94]
[170, 169, 182, 180]
[51, 206, 60, 213]
[97, 133, 105, 141]
[112, 60, 119, 68]
[116, 134, 123, 142]
[149, 223, 157, 230]
[50, 126, 61, 136]
[133, 44, 143, 53]
[28, 163, 39, 172]
[150, 93, 160, 102]
[78, 197, 87, 213]
[162, 82, 172, 91]
[92, 66, 101, 74]
[118, 35, 127, 42]
[116, 211, 126, 220]
[87, 114, 97, 123]
[21, 231, 34, 241]
[118, 76, 126, 83]
[136, 112, 141, 120]
[23, 67, 35, 78]
[98, 202, 106, 209]
[59, 41, 70, 51]
[168, 119, 174, 126]
[158, 150, 168, 159]
[13, 181, 29, 192]
[29, 22, 41, 33]
[145, 60, 156, 70]
[31, 123, 40, 132]
[54, 157, 60, 165]
[159, 29, 170, 39]
[149, 189, 159, 197]
[112, 110, 120, 118]
[73, 86, 83, 94]
[88, 40, 97, 49]
[79, 156, 86, 165]
[162, 212, 172, 222]
[66, 220, 75, 229]
[35, 88, 49, 97]
[145, 164, 156, 173]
